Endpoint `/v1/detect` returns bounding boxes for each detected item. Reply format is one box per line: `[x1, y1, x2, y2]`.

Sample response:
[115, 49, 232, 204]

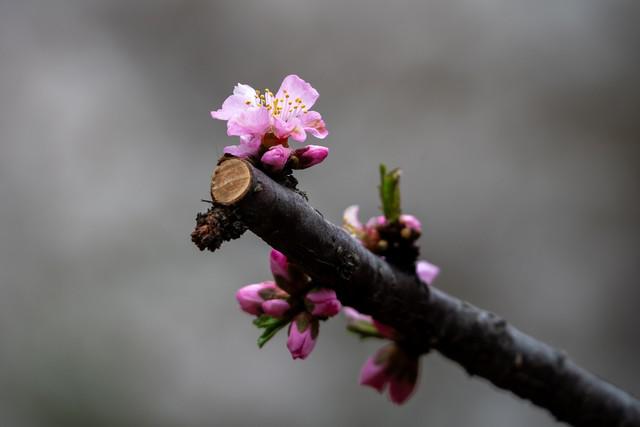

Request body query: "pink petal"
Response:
[343, 306, 373, 324]
[235, 282, 276, 316]
[211, 83, 257, 121]
[270, 249, 290, 282]
[292, 145, 329, 169]
[388, 377, 417, 405]
[343, 205, 364, 234]
[365, 215, 387, 230]
[273, 116, 298, 140]
[261, 144, 292, 172]
[359, 354, 390, 393]
[287, 313, 318, 360]
[300, 111, 328, 139]
[306, 288, 342, 317]
[261, 299, 291, 318]
[416, 260, 440, 285]
[400, 214, 422, 233]
[227, 107, 271, 138]
[275, 75, 319, 110]
[223, 135, 262, 158]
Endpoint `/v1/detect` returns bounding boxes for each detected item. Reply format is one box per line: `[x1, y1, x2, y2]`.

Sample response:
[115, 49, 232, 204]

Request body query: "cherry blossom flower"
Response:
[305, 288, 342, 317]
[211, 75, 329, 171]
[235, 281, 288, 316]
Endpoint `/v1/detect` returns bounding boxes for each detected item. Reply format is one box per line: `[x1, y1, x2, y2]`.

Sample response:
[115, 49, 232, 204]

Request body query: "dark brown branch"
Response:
[200, 158, 640, 427]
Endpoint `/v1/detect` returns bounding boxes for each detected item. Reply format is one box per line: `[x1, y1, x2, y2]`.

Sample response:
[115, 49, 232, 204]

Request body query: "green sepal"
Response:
[379, 164, 402, 223]
[253, 315, 290, 348]
[346, 322, 385, 340]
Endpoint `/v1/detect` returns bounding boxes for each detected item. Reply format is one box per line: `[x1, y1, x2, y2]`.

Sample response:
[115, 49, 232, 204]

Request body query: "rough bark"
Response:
[201, 158, 640, 427]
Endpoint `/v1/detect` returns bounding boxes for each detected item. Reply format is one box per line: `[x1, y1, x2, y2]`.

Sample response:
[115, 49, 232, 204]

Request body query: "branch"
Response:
[203, 158, 640, 427]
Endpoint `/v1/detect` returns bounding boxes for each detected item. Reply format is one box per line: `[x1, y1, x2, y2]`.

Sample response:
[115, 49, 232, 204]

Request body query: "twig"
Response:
[199, 158, 640, 427]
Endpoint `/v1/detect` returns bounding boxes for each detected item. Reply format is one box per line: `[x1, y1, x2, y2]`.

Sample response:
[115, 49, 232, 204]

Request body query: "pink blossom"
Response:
[287, 312, 318, 360]
[261, 144, 292, 172]
[211, 75, 328, 167]
[344, 306, 373, 324]
[235, 281, 278, 316]
[305, 288, 341, 317]
[416, 260, 440, 285]
[291, 145, 329, 169]
[262, 298, 291, 318]
[359, 344, 419, 405]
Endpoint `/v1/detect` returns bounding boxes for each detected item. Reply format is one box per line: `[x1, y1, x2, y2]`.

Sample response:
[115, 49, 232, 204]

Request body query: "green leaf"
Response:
[346, 322, 385, 339]
[257, 319, 289, 348]
[253, 315, 290, 348]
[379, 164, 402, 222]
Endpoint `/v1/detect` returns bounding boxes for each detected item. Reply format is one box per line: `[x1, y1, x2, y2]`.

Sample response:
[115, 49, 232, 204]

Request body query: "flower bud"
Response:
[235, 282, 278, 316]
[305, 288, 341, 317]
[287, 312, 319, 360]
[359, 344, 419, 405]
[261, 298, 291, 318]
[261, 144, 291, 171]
[291, 145, 329, 169]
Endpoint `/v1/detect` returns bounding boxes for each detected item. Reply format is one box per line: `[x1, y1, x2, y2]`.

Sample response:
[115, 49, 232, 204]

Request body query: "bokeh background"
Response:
[1, 0, 639, 426]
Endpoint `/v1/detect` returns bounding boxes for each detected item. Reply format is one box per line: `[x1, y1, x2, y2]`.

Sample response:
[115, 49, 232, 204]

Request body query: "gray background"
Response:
[1, 0, 639, 426]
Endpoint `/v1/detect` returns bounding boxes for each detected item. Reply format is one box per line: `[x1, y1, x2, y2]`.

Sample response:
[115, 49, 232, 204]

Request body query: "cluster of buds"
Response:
[235, 249, 341, 359]
[211, 75, 329, 173]
[342, 198, 440, 404]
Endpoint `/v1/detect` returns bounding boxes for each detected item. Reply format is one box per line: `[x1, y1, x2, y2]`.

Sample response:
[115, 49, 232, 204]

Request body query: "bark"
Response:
[198, 158, 640, 427]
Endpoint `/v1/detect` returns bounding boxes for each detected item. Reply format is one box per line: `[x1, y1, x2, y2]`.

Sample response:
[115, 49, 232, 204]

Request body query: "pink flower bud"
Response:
[305, 288, 341, 317]
[400, 214, 422, 233]
[291, 145, 329, 169]
[287, 312, 318, 360]
[416, 260, 440, 285]
[261, 298, 291, 318]
[260, 144, 291, 171]
[270, 249, 290, 282]
[235, 282, 277, 316]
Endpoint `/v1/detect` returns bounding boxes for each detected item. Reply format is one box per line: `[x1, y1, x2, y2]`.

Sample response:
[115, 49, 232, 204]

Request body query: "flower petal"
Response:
[270, 249, 290, 283]
[261, 144, 292, 172]
[291, 145, 329, 169]
[388, 377, 417, 405]
[300, 111, 328, 139]
[276, 74, 319, 110]
[227, 107, 271, 137]
[400, 214, 422, 233]
[359, 354, 390, 393]
[235, 281, 276, 316]
[306, 288, 341, 317]
[223, 135, 262, 158]
[343, 306, 373, 324]
[287, 313, 318, 360]
[211, 83, 257, 121]
[416, 260, 440, 285]
[261, 299, 291, 318]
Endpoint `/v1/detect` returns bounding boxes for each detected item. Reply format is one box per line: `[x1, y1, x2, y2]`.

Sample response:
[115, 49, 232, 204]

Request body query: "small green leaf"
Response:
[257, 318, 289, 348]
[379, 164, 402, 222]
[346, 322, 385, 339]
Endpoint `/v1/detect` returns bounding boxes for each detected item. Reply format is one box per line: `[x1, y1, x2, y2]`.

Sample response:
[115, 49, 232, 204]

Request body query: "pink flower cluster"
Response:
[342, 206, 440, 404]
[235, 249, 341, 360]
[211, 75, 329, 172]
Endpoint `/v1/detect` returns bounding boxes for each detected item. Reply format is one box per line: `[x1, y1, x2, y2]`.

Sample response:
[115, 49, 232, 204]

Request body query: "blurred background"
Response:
[1, 0, 639, 425]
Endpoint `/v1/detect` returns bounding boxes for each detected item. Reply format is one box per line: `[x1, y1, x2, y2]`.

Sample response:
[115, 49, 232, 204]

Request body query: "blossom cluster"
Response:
[211, 75, 329, 172]
[235, 249, 341, 360]
[342, 206, 440, 405]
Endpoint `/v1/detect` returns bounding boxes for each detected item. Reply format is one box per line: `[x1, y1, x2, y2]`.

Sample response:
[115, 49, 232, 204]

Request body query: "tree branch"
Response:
[201, 158, 640, 427]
